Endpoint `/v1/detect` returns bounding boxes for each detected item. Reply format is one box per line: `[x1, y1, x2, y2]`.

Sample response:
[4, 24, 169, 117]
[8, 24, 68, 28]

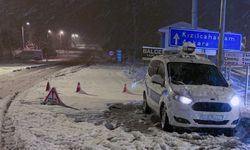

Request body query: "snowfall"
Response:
[1, 64, 250, 150]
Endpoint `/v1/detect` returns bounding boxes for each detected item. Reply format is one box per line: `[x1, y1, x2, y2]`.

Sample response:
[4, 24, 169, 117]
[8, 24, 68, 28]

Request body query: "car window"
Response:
[157, 62, 165, 79]
[148, 60, 160, 77]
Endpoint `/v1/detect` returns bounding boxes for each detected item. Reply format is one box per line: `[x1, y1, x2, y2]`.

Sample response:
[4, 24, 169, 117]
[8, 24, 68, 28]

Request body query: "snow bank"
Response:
[9, 99, 246, 149]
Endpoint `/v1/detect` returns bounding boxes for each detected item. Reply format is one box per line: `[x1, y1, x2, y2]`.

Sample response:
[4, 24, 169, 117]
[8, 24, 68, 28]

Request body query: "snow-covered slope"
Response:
[21, 65, 143, 111]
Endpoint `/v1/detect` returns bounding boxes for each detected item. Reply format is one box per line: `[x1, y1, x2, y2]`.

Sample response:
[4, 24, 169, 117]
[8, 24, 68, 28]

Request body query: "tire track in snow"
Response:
[0, 65, 68, 149]
[0, 92, 19, 149]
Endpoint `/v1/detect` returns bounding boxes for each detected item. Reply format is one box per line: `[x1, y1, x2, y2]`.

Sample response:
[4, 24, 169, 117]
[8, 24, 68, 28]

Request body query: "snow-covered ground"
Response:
[3, 64, 250, 149]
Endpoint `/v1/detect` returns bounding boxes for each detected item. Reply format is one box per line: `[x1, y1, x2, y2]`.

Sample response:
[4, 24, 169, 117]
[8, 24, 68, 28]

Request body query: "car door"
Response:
[145, 60, 160, 110]
[150, 61, 166, 110]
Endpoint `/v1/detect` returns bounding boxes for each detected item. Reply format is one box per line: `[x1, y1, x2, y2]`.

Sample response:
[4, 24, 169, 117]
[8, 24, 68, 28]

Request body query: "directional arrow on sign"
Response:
[173, 34, 180, 45]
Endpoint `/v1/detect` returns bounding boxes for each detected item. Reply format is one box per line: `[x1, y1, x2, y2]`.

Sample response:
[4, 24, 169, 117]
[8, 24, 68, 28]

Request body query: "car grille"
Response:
[192, 102, 232, 112]
[194, 119, 229, 125]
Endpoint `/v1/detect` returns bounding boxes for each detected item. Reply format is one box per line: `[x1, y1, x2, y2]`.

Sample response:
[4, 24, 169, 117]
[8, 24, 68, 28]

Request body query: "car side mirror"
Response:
[151, 74, 164, 86]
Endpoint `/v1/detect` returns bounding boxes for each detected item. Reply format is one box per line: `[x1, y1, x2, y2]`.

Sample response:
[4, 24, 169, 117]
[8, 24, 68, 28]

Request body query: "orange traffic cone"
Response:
[76, 82, 81, 93]
[46, 82, 50, 91]
[122, 84, 127, 93]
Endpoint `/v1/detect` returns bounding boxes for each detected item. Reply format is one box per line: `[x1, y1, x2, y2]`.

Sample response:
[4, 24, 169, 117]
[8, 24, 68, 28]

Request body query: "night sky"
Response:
[0, 0, 249, 53]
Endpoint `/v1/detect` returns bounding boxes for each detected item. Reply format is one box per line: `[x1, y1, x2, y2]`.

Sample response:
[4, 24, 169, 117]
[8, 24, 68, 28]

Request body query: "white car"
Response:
[143, 45, 240, 135]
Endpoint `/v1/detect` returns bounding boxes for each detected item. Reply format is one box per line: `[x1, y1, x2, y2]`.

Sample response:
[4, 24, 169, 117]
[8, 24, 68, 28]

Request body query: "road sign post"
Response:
[228, 66, 231, 81]
[217, 0, 227, 69]
[246, 66, 249, 105]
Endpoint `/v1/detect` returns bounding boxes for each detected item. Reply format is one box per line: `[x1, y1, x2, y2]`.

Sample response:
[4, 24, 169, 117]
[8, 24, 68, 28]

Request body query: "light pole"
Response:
[192, 0, 198, 29]
[59, 30, 64, 49]
[47, 29, 52, 42]
[21, 22, 30, 49]
[44, 30, 53, 62]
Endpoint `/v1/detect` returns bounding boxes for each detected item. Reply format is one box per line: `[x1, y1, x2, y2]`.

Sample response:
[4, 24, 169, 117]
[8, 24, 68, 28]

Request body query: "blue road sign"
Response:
[169, 28, 242, 50]
[116, 49, 123, 63]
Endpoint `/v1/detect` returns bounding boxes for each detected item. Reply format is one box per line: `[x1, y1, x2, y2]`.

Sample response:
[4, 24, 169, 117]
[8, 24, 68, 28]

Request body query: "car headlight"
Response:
[230, 95, 240, 106]
[175, 95, 193, 104]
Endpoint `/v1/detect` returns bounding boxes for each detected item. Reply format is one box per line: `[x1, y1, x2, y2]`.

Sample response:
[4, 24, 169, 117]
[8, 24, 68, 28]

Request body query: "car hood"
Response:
[171, 84, 235, 102]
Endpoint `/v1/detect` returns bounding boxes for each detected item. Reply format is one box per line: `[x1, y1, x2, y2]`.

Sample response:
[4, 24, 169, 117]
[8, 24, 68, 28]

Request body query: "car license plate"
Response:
[199, 114, 224, 121]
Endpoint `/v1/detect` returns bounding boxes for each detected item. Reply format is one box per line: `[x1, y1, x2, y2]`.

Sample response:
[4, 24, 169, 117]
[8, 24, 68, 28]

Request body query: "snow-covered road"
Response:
[2, 64, 250, 149]
[0, 65, 60, 97]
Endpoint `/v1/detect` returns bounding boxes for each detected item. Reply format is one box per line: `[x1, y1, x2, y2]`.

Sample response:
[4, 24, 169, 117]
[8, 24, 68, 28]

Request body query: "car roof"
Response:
[151, 50, 214, 65]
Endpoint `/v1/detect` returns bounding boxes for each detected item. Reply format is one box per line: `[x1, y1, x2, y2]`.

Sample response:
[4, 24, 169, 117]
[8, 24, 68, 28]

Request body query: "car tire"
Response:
[143, 93, 151, 114]
[160, 105, 173, 132]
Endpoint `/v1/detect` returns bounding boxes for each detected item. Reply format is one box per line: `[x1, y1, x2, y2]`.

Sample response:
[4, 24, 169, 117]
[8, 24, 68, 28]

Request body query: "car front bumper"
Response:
[167, 100, 240, 129]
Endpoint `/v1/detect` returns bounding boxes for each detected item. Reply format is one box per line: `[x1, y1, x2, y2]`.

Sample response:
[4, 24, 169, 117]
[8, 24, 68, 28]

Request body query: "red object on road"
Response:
[122, 84, 127, 93]
[42, 87, 65, 105]
[76, 82, 81, 93]
[46, 82, 51, 91]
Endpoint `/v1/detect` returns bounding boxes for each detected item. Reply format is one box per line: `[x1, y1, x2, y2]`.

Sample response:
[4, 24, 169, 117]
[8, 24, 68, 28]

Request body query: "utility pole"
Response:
[21, 22, 30, 49]
[132, 0, 137, 65]
[217, 0, 227, 69]
[192, 0, 198, 29]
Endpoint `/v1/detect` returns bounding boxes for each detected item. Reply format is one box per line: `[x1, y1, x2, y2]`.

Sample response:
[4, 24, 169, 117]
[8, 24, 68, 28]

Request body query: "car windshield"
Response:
[167, 62, 228, 87]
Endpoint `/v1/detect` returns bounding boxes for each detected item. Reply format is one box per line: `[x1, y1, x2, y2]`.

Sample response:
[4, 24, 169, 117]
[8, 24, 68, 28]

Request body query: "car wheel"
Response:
[143, 93, 151, 114]
[161, 105, 173, 132]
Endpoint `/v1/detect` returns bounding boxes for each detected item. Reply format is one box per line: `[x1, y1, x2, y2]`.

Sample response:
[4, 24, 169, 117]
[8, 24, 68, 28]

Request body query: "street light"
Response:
[71, 33, 79, 38]
[47, 30, 52, 38]
[71, 33, 79, 48]
[59, 30, 64, 35]
[48, 30, 52, 34]
[21, 22, 31, 49]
